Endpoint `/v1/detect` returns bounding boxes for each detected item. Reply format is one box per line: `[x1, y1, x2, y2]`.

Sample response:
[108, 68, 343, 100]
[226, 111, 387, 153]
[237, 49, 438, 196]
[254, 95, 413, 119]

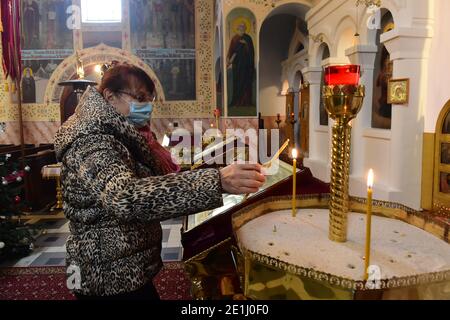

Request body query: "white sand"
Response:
[236, 209, 450, 280]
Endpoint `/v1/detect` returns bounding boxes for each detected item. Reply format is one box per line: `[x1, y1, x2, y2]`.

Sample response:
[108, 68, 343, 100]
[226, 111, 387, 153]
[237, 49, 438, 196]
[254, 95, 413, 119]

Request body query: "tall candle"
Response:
[214, 109, 220, 130]
[292, 149, 298, 218]
[364, 169, 374, 281]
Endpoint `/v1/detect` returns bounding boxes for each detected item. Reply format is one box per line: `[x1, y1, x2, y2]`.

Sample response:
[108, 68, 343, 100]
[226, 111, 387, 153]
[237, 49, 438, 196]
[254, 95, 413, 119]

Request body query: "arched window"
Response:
[371, 11, 394, 129]
[295, 42, 305, 55]
[81, 0, 122, 24]
[319, 44, 330, 126]
[433, 100, 450, 215]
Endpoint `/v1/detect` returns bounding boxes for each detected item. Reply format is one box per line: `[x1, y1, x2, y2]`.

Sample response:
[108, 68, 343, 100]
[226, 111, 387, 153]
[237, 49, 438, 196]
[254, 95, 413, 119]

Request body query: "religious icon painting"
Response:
[20, 0, 73, 104]
[21, 0, 73, 50]
[130, 0, 195, 50]
[442, 143, 450, 165]
[226, 8, 257, 117]
[387, 78, 410, 105]
[131, 0, 197, 102]
[371, 11, 395, 129]
[21, 59, 64, 104]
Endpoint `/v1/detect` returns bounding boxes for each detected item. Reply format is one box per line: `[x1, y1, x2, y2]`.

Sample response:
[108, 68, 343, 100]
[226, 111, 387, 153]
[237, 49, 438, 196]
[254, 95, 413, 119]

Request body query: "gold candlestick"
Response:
[76, 51, 85, 79]
[323, 84, 365, 242]
[292, 149, 298, 218]
[214, 109, 221, 130]
[364, 169, 374, 280]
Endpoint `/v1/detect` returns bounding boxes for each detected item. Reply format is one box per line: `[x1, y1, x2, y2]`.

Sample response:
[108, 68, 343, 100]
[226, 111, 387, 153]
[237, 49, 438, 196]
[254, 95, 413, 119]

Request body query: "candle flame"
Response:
[94, 65, 102, 74]
[292, 148, 298, 159]
[367, 169, 374, 189]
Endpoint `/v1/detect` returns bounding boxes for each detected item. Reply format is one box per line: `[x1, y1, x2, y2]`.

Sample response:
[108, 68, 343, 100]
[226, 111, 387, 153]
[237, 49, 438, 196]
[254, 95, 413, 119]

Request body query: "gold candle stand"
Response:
[323, 85, 365, 242]
[41, 164, 63, 212]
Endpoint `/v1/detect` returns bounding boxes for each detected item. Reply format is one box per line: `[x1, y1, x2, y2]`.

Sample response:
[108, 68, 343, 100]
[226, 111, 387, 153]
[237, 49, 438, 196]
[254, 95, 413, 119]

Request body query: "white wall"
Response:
[425, 0, 450, 133]
[259, 14, 298, 116]
[304, 0, 435, 210]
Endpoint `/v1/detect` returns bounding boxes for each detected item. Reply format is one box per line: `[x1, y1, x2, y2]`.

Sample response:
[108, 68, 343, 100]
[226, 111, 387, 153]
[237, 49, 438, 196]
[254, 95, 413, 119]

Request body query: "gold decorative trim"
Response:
[433, 100, 450, 217]
[0, 104, 60, 122]
[245, 249, 450, 291]
[185, 237, 233, 264]
[422, 133, 435, 210]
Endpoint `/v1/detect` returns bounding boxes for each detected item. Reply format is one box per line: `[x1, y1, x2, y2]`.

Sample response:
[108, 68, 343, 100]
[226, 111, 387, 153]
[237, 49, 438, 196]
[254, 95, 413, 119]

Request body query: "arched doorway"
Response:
[299, 76, 310, 158]
[433, 100, 450, 216]
[259, 3, 310, 152]
[44, 44, 164, 123]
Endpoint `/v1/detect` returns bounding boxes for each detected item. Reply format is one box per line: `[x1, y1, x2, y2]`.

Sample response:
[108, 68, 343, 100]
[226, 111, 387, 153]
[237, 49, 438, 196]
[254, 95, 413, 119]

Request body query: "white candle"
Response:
[364, 169, 374, 281]
[292, 149, 298, 218]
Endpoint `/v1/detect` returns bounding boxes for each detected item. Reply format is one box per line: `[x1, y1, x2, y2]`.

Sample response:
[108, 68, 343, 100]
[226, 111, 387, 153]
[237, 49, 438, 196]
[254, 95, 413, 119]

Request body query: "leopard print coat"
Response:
[54, 87, 223, 296]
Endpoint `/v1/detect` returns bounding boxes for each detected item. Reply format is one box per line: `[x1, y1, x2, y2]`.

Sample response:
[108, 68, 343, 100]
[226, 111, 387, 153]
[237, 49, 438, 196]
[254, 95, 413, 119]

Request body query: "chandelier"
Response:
[356, 0, 381, 7]
[354, 0, 382, 37]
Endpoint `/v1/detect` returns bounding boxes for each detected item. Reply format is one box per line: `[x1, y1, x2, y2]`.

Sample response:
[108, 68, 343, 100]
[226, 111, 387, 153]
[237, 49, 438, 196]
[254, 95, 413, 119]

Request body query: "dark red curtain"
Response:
[1, 0, 22, 81]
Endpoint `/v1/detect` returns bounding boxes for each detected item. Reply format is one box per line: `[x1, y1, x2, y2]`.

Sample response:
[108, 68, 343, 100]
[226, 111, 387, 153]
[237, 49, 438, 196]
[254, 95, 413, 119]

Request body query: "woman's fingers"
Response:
[237, 179, 265, 190]
[220, 164, 267, 195]
[236, 163, 263, 172]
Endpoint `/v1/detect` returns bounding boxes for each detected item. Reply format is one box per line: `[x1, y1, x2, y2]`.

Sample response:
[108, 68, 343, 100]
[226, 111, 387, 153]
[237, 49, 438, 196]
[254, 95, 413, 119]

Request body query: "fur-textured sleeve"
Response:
[64, 134, 224, 222]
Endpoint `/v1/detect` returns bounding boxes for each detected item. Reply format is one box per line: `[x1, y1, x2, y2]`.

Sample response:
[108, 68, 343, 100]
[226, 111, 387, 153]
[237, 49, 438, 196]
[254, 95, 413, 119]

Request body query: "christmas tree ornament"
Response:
[5, 154, 11, 159]
[0, 242, 5, 249]
[24, 166, 31, 172]
[2, 178, 7, 186]
[14, 195, 21, 204]
[16, 176, 22, 182]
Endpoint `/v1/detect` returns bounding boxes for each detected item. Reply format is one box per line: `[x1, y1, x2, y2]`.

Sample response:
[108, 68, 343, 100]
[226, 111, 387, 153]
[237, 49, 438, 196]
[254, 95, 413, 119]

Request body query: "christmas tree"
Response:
[0, 153, 35, 261]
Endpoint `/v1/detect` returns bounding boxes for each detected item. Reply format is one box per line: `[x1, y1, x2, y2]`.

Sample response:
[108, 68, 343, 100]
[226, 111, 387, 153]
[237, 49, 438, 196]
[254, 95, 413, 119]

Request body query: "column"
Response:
[345, 45, 378, 178]
[302, 66, 330, 181]
[382, 27, 432, 210]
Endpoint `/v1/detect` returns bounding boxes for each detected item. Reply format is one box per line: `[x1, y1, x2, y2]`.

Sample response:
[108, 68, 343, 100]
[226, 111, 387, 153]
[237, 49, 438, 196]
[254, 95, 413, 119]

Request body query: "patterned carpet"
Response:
[0, 263, 192, 300]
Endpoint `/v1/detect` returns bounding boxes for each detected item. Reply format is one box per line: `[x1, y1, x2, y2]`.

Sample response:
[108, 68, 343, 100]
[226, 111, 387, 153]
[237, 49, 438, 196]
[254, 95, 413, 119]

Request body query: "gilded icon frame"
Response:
[387, 78, 410, 104]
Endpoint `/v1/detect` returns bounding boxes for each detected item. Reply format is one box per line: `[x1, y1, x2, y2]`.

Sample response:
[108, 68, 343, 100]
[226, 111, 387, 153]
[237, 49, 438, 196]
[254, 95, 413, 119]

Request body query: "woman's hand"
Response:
[219, 164, 266, 195]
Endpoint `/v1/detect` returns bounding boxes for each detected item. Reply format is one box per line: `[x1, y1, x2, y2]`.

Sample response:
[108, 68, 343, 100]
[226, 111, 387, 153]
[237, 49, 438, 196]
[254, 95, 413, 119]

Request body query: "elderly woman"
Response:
[54, 63, 265, 300]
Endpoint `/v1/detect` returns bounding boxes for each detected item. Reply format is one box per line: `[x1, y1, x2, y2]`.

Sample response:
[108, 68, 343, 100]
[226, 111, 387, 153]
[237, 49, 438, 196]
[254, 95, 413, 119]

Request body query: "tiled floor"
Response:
[0, 212, 184, 268]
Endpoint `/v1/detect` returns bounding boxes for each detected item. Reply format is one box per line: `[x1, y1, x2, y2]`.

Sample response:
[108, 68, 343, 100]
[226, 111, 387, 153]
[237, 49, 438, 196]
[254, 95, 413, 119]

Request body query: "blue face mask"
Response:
[126, 101, 154, 128]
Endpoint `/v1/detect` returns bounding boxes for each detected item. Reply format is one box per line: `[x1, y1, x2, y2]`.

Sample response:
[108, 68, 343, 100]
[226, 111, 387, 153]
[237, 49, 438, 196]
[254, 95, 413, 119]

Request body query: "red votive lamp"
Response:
[324, 65, 361, 86]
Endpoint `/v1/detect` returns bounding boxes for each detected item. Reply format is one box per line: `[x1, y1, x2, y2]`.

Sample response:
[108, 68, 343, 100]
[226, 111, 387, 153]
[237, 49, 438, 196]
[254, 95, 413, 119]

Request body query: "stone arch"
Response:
[333, 15, 358, 58]
[258, 1, 312, 32]
[288, 28, 309, 58]
[364, 7, 397, 47]
[309, 34, 332, 67]
[44, 44, 165, 105]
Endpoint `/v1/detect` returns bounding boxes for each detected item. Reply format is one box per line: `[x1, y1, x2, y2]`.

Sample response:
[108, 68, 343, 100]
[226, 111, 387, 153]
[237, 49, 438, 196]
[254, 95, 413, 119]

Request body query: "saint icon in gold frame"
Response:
[388, 78, 409, 104]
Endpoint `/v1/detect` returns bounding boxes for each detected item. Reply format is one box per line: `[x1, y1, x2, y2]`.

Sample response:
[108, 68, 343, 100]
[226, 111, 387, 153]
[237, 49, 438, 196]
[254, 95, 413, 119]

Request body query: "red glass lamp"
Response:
[324, 65, 361, 86]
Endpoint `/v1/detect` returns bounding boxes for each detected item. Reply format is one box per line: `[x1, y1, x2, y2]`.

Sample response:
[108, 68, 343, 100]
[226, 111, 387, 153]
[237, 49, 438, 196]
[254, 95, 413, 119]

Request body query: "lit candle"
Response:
[364, 169, 374, 281]
[214, 108, 221, 130]
[292, 149, 298, 218]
